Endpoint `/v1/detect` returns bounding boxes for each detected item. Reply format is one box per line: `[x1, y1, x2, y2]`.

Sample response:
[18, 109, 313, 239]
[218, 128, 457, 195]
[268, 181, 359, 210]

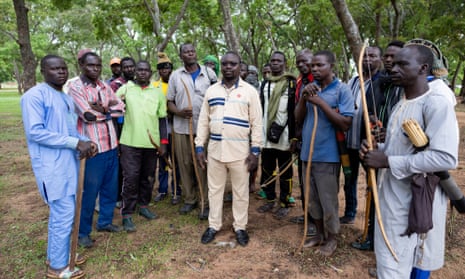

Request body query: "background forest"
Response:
[2, 0, 465, 95]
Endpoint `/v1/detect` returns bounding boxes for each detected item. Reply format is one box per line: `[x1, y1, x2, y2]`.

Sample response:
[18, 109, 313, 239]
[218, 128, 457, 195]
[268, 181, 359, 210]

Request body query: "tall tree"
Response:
[330, 0, 363, 64]
[12, 0, 36, 92]
[218, 0, 239, 53]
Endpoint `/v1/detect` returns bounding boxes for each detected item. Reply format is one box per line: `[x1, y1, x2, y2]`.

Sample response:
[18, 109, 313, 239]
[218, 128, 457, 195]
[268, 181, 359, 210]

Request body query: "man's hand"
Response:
[177, 107, 193, 119]
[196, 152, 207, 169]
[359, 140, 388, 169]
[245, 153, 259, 172]
[77, 140, 98, 159]
[88, 102, 108, 114]
[289, 140, 298, 154]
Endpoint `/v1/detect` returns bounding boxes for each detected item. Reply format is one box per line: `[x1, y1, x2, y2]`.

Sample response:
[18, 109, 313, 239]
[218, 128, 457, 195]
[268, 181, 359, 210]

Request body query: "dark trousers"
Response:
[260, 148, 293, 206]
[343, 148, 360, 218]
[120, 144, 157, 216]
[157, 134, 181, 196]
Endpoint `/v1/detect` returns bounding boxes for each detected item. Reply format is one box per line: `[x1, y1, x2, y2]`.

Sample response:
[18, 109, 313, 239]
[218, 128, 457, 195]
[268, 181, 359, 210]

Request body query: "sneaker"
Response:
[171, 195, 181, 205]
[139, 207, 158, 220]
[257, 201, 276, 213]
[339, 216, 355, 224]
[154, 193, 166, 202]
[78, 235, 93, 248]
[274, 207, 290, 220]
[122, 217, 136, 233]
[97, 223, 123, 233]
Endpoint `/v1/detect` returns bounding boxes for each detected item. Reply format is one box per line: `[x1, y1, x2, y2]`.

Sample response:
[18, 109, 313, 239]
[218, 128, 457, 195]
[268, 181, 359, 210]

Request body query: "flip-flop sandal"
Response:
[46, 266, 85, 279]
[303, 234, 324, 248]
[319, 238, 337, 257]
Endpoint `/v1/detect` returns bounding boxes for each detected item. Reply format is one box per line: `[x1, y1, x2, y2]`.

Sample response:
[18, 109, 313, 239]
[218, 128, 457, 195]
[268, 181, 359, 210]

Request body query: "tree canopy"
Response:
[3, 0, 465, 94]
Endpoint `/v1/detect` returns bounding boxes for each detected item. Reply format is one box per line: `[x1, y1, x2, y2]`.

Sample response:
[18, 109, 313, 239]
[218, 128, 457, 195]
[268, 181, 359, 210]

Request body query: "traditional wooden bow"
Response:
[298, 103, 318, 252]
[180, 79, 205, 215]
[358, 39, 398, 262]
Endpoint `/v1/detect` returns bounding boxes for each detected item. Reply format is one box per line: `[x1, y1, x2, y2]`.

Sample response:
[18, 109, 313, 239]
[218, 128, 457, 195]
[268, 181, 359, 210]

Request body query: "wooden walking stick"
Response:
[171, 132, 178, 197]
[298, 104, 318, 252]
[180, 80, 205, 215]
[358, 40, 398, 262]
[361, 188, 372, 242]
[147, 130, 172, 169]
[69, 158, 86, 271]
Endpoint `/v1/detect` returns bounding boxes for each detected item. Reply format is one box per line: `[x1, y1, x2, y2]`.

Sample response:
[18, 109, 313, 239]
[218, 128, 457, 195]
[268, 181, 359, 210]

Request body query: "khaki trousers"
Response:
[208, 156, 249, 231]
[174, 133, 208, 206]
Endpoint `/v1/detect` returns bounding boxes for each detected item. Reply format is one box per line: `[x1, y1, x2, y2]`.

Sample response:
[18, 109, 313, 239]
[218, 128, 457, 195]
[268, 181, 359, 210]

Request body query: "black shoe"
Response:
[154, 193, 166, 202]
[97, 223, 123, 233]
[171, 195, 181, 205]
[257, 201, 276, 213]
[139, 207, 158, 220]
[180, 203, 197, 215]
[198, 207, 209, 220]
[201, 227, 216, 244]
[122, 217, 136, 233]
[235, 229, 249, 246]
[273, 207, 290, 220]
[351, 239, 373, 251]
[289, 215, 305, 224]
[339, 215, 355, 224]
[78, 235, 93, 248]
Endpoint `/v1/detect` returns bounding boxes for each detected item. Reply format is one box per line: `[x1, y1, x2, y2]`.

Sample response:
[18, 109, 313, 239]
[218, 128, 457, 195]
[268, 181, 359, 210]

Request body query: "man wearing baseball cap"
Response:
[106, 57, 121, 85]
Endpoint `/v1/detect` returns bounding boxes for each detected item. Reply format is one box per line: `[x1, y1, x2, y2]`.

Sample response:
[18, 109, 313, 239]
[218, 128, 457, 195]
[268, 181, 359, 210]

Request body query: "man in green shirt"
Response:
[117, 61, 168, 232]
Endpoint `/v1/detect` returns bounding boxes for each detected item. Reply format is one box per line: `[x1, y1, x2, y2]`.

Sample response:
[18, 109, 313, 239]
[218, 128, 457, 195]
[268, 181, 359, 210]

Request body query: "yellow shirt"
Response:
[153, 79, 168, 96]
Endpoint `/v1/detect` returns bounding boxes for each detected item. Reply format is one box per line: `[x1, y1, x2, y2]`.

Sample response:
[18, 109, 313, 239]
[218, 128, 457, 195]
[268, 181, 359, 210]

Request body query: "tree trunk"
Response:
[451, 59, 461, 95]
[460, 66, 465, 103]
[330, 0, 363, 64]
[12, 59, 23, 94]
[13, 0, 37, 92]
[156, 0, 189, 52]
[218, 0, 240, 53]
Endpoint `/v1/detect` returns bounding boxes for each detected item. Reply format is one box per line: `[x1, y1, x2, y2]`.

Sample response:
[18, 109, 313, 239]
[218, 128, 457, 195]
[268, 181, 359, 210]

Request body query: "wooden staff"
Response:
[361, 188, 372, 242]
[298, 104, 318, 252]
[171, 132, 178, 197]
[147, 129, 172, 169]
[180, 80, 205, 215]
[358, 40, 398, 262]
[69, 158, 86, 270]
[259, 155, 298, 188]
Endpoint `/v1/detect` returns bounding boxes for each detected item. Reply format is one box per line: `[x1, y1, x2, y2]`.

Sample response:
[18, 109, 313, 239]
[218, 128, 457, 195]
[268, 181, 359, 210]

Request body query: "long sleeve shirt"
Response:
[21, 83, 87, 203]
[195, 79, 263, 162]
[68, 78, 125, 153]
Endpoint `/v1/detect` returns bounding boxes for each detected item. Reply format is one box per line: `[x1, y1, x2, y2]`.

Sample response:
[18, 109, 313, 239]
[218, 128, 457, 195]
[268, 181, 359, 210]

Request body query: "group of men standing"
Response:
[21, 37, 458, 279]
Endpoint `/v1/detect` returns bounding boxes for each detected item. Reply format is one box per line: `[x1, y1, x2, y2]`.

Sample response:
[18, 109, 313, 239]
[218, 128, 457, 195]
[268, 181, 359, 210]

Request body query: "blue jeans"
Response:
[79, 148, 119, 237]
[343, 148, 360, 218]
